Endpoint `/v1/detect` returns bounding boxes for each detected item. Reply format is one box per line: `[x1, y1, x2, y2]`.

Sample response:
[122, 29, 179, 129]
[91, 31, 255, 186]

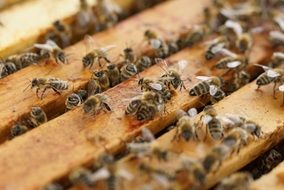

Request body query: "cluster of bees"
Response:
[10, 106, 47, 138]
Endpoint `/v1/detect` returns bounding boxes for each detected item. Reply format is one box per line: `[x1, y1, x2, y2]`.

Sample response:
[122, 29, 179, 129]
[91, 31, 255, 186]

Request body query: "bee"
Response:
[34, 40, 68, 64]
[236, 33, 253, 53]
[106, 63, 120, 87]
[137, 78, 172, 102]
[215, 172, 252, 190]
[215, 55, 248, 72]
[72, 0, 97, 36]
[204, 37, 229, 60]
[189, 76, 225, 103]
[87, 78, 102, 96]
[6, 52, 41, 70]
[69, 167, 92, 186]
[269, 30, 284, 46]
[120, 62, 138, 81]
[269, 52, 284, 68]
[92, 70, 110, 91]
[43, 183, 64, 190]
[172, 108, 198, 142]
[279, 84, 284, 106]
[241, 120, 262, 138]
[122, 46, 135, 63]
[179, 156, 206, 185]
[135, 56, 152, 72]
[10, 124, 28, 138]
[222, 128, 249, 154]
[254, 64, 284, 98]
[82, 35, 116, 68]
[202, 144, 230, 173]
[2, 61, 17, 75]
[83, 94, 111, 114]
[178, 24, 209, 48]
[219, 20, 243, 44]
[29, 106, 47, 127]
[157, 59, 187, 90]
[259, 149, 283, 174]
[201, 105, 224, 140]
[0, 62, 8, 78]
[28, 77, 69, 99]
[144, 30, 169, 58]
[65, 90, 88, 110]
[49, 20, 72, 48]
[232, 70, 251, 91]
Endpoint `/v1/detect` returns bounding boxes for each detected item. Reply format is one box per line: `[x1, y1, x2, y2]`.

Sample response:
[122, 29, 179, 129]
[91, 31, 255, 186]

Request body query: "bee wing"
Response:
[141, 128, 155, 142]
[267, 70, 281, 78]
[254, 64, 270, 71]
[227, 61, 241, 68]
[209, 85, 218, 96]
[101, 45, 116, 52]
[225, 20, 243, 36]
[274, 16, 284, 31]
[211, 42, 226, 54]
[149, 83, 163, 91]
[150, 39, 162, 49]
[34, 43, 53, 52]
[273, 52, 284, 59]
[269, 31, 284, 41]
[279, 84, 284, 92]
[90, 167, 110, 182]
[218, 48, 237, 57]
[195, 76, 211, 81]
[116, 168, 134, 181]
[187, 108, 197, 117]
[84, 35, 97, 53]
[203, 115, 213, 124]
[178, 59, 188, 71]
[46, 39, 60, 49]
[104, 0, 122, 14]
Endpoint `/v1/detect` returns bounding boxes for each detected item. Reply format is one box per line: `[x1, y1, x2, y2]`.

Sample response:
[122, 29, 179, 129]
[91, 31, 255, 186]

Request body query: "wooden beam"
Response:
[0, 0, 209, 141]
[0, 0, 137, 58]
[251, 162, 284, 190]
[0, 32, 271, 189]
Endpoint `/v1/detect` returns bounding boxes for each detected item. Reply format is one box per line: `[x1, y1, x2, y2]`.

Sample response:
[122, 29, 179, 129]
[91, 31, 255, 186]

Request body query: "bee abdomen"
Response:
[256, 74, 274, 86]
[189, 82, 210, 96]
[208, 118, 223, 140]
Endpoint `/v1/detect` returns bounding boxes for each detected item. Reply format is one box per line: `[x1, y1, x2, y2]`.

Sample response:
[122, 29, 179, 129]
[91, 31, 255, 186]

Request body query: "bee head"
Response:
[83, 100, 93, 113]
[124, 47, 133, 54]
[53, 20, 65, 32]
[189, 88, 197, 96]
[31, 78, 40, 88]
[31, 106, 42, 116]
[94, 70, 104, 78]
[107, 63, 115, 70]
[82, 53, 94, 68]
[56, 51, 66, 64]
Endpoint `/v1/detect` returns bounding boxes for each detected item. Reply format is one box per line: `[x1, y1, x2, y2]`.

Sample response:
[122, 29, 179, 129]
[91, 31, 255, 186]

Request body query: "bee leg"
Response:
[36, 88, 41, 98]
[40, 87, 49, 100]
[51, 88, 61, 95]
[103, 102, 112, 112]
[273, 82, 277, 99]
[104, 57, 111, 63]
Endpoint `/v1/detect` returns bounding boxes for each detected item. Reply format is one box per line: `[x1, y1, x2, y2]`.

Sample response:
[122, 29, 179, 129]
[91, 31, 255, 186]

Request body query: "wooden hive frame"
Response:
[0, 0, 283, 189]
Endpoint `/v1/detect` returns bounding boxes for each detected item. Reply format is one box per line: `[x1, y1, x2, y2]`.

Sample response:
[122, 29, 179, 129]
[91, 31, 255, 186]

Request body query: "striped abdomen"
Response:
[207, 117, 223, 140]
[189, 81, 210, 96]
[256, 73, 275, 87]
[125, 99, 142, 115]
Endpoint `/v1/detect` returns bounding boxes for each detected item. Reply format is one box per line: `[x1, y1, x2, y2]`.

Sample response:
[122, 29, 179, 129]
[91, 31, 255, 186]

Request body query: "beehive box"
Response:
[0, 0, 283, 190]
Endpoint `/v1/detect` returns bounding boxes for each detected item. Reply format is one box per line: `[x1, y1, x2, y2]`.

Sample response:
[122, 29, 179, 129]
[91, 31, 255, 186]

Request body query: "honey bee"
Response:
[137, 77, 172, 102]
[27, 77, 69, 99]
[204, 37, 229, 60]
[178, 24, 209, 48]
[94, 0, 122, 29]
[120, 62, 138, 81]
[83, 94, 111, 114]
[254, 64, 284, 98]
[215, 55, 248, 72]
[222, 128, 249, 154]
[87, 78, 102, 96]
[259, 149, 283, 174]
[2, 61, 17, 75]
[202, 144, 230, 173]
[241, 120, 263, 138]
[125, 92, 163, 121]
[72, 0, 97, 36]
[69, 167, 92, 186]
[232, 70, 251, 91]
[236, 33, 253, 53]
[122, 46, 135, 63]
[0, 62, 8, 78]
[29, 106, 47, 127]
[6, 52, 41, 70]
[43, 183, 64, 190]
[201, 105, 224, 140]
[157, 58, 188, 90]
[92, 70, 110, 91]
[279, 84, 284, 106]
[10, 124, 28, 138]
[34, 40, 68, 64]
[269, 30, 284, 46]
[189, 76, 225, 103]
[215, 172, 252, 190]
[135, 56, 152, 72]
[65, 90, 88, 110]
[219, 20, 243, 44]
[106, 63, 121, 87]
[269, 52, 284, 68]
[50, 20, 72, 48]
[172, 108, 198, 142]
[82, 35, 116, 68]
